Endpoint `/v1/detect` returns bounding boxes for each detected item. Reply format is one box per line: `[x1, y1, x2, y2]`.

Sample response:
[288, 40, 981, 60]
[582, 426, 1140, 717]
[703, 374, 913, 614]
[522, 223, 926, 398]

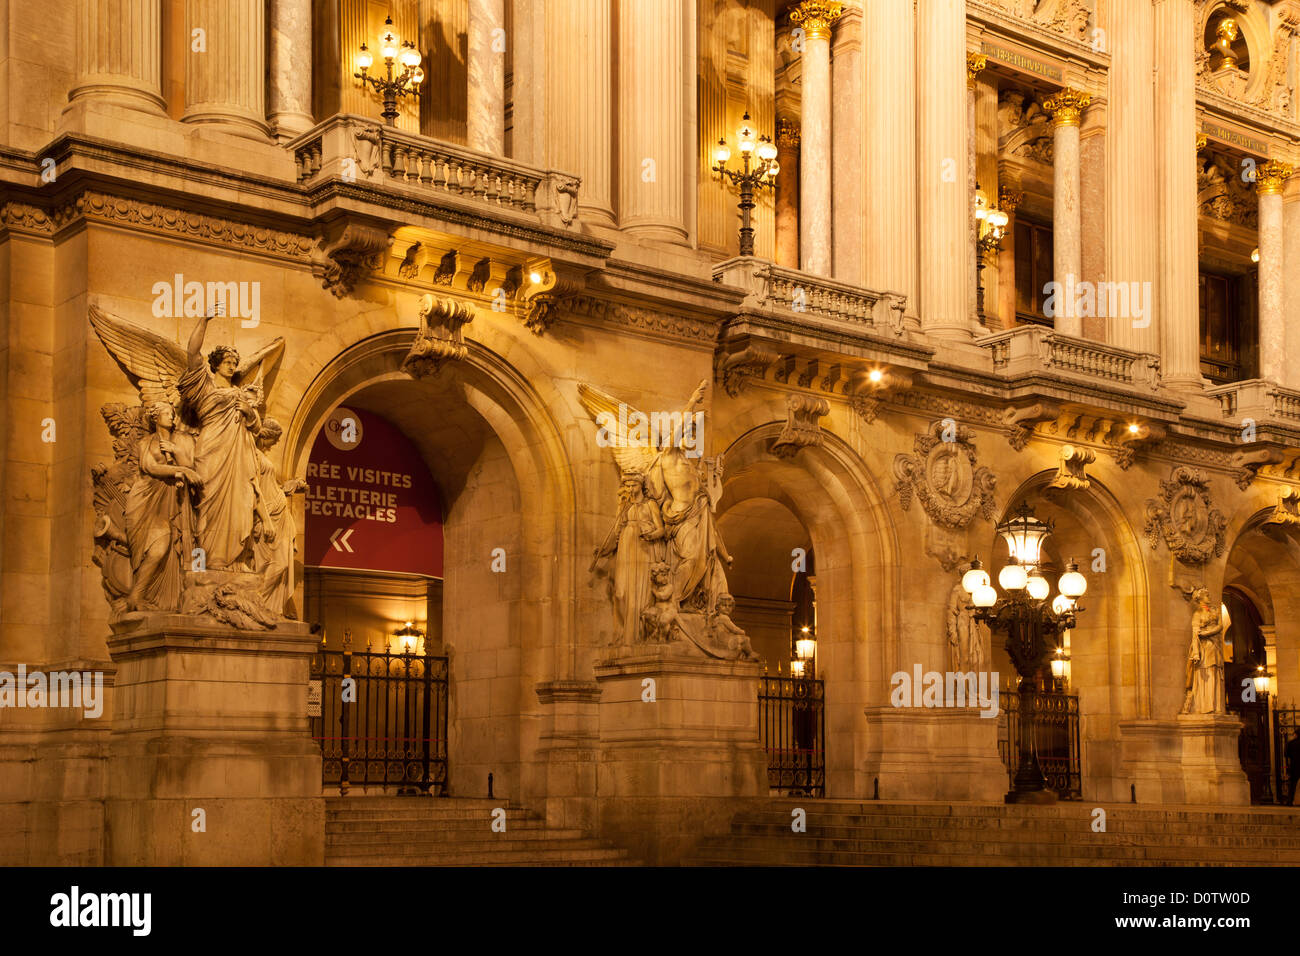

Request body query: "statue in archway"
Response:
[250, 418, 308, 617]
[947, 576, 987, 673]
[89, 306, 290, 630]
[581, 379, 753, 660]
[1179, 586, 1227, 715]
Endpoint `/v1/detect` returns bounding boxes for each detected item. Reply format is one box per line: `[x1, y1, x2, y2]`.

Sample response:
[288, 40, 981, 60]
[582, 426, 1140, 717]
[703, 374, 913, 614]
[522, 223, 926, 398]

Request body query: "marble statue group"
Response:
[90, 307, 304, 630]
[582, 380, 758, 661]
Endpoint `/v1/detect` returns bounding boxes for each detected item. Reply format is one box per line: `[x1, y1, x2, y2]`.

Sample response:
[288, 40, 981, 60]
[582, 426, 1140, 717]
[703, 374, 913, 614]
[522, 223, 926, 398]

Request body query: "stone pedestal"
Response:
[1177, 714, 1250, 806]
[863, 706, 1006, 801]
[524, 680, 600, 831]
[103, 618, 323, 865]
[593, 647, 766, 864]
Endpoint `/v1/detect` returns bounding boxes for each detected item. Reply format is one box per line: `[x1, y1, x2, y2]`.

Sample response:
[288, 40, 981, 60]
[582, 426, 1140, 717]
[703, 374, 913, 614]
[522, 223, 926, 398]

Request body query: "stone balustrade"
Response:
[287, 115, 581, 230]
[1207, 380, 1300, 427]
[979, 325, 1162, 391]
[713, 256, 907, 332]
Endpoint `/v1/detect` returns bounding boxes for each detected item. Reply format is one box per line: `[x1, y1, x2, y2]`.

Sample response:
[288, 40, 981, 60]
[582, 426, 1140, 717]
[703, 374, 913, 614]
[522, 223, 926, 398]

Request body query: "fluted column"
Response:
[918, 0, 969, 337]
[1285, 183, 1300, 387]
[617, 0, 686, 241]
[1106, 0, 1158, 351]
[468, 0, 505, 155]
[545, 0, 613, 225]
[1155, 0, 1201, 388]
[791, 1, 842, 276]
[183, 0, 269, 138]
[968, 54, 986, 325]
[268, 0, 313, 141]
[1258, 160, 1293, 384]
[864, 0, 917, 316]
[832, 3, 865, 283]
[1044, 87, 1090, 338]
[776, 118, 801, 269]
[69, 0, 165, 113]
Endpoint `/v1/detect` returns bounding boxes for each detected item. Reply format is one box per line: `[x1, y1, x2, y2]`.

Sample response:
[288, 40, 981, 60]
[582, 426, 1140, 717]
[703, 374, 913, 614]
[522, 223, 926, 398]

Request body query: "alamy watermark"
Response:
[1043, 275, 1152, 328]
[595, 403, 705, 458]
[50, 886, 151, 936]
[151, 273, 261, 327]
[0, 666, 104, 718]
[890, 664, 1000, 718]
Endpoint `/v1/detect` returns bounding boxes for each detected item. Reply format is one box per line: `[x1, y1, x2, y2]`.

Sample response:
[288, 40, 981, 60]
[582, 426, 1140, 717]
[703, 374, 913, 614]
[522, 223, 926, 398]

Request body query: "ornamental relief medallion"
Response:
[894, 420, 998, 530]
[1143, 466, 1228, 565]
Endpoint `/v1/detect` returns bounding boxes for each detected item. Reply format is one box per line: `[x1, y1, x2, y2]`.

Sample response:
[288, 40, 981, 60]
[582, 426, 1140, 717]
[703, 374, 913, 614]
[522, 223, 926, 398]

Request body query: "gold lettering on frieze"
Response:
[1199, 121, 1269, 157]
[979, 42, 1063, 82]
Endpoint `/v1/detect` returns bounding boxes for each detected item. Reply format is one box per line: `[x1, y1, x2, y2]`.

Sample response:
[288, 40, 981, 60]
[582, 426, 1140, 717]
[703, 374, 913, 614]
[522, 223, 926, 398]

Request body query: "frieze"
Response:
[564, 295, 717, 343]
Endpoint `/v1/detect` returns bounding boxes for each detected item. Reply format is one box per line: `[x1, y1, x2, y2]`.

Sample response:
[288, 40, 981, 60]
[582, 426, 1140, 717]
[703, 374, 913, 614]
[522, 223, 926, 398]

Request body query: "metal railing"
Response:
[997, 688, 1082, 800]
[310, 641, 448, 796]
[758, 675, 826, 798]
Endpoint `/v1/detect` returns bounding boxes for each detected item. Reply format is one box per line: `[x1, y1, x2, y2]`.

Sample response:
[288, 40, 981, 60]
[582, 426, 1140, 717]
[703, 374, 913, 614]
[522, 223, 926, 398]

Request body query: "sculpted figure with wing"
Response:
[579, 380, 756, 661]
[89, 306, 295, 628]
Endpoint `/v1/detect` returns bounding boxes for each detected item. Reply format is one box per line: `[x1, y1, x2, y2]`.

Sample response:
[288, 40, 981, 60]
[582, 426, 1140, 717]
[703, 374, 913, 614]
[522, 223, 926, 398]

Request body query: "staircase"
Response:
[685, 800, 1300, 866]
[325, 797, 638, 866]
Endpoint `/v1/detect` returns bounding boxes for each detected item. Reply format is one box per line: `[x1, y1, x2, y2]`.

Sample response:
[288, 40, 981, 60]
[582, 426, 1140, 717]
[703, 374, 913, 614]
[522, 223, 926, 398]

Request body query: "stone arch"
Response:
[991, 470, 1152, 801]
[718, 417, 901, 797]
[276, 322, 580, 800]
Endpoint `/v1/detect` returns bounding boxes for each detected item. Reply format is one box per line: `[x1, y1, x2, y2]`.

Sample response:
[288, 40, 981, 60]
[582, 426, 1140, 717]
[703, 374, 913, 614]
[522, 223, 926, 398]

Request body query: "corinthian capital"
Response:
[966, 53, 987, 90]
[1255, 159, 1294, 196]
[1043, 87, 1091, 128]
[790, 1, 844, 41]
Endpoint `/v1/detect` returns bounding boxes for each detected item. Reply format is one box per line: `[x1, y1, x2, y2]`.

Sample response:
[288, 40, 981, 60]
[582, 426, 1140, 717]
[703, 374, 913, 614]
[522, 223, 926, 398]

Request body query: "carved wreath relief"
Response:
[1143, 465, 1227, 565]
[894, 420, 998, 530]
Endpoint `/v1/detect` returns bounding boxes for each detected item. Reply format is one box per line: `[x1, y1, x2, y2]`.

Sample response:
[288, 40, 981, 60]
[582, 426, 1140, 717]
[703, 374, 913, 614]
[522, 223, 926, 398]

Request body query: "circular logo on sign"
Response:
[324, 406, 364, 451]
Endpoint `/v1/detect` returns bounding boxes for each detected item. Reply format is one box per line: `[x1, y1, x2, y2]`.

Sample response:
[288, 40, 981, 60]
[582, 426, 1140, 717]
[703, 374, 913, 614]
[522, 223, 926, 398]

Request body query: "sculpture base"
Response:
[1119, 716, 1250, 806]
[103, 619, 323, 865]
[863, 706, 1007, 801]
[592, 647, 766, 864]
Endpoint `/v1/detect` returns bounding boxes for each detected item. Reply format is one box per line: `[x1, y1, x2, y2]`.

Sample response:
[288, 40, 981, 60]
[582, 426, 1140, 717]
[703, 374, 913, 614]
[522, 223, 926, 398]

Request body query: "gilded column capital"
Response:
[790, 1, 844, 41]
[777, 117, 801, 149]
[1043, 87, 1091, 128]
[998, 186, 1024, 215]
[1255, 159, 1294, 196]
[966, 53, 987, 90]
[1195, 134, 1208, 153]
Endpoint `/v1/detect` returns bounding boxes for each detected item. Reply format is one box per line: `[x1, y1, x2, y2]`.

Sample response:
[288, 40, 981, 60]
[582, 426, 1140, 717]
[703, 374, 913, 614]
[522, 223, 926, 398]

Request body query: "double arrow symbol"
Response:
[330, 527, 355, 553]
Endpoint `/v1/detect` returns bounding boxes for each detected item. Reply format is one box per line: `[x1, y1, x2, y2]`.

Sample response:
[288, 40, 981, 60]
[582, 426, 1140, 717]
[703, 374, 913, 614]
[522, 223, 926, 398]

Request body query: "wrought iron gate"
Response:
[1272, 708, 1300, 806]
[1235, 700, 1273, 803]
[758, 675, 825, 797]
[998, 689, 1082, 799]
[310, 640, 448, 795]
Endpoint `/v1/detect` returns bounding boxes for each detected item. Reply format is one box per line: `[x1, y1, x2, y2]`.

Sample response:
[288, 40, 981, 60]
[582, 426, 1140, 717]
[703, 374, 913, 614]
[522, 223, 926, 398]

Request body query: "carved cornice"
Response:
[562, 295, 717, 344]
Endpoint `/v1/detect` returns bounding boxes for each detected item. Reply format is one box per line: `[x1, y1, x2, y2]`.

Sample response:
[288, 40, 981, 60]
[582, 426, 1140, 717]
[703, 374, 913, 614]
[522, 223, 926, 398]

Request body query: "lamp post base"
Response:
[1005, 788, 1058, 805]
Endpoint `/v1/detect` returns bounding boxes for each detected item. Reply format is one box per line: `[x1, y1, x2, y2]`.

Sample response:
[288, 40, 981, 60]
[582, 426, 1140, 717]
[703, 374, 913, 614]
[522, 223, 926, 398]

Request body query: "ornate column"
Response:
[183, 0, 270, 138]
[864, 0, 917, 317]
[467, 0, 506, 155]
[1044, 87, 1090, 338]
[968, 53, 986, 325]
[832, 3, 865, 283]
[546, 0, 613, 225]
[775, 117, 801, 269]
[1285, 181, 1300, 387]
[69, 0, 165, 113]
[918, 0, 969, 337]
[1257, 160, 1293, 384]
[1079, 100, 1107, 340]
[1156, 0, 1201, 388]
[1106, 0, 1158, 351]
[617, 0, 686, 241]
[791, 1, 842, 276]
[268, 0, 313, 141]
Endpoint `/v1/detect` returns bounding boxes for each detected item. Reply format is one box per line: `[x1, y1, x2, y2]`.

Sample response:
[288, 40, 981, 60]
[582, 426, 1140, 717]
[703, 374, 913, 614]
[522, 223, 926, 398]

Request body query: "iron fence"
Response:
[758, 675, 825, 798]
[309, 641, 448, 795]
[998, 689, 1082, 800]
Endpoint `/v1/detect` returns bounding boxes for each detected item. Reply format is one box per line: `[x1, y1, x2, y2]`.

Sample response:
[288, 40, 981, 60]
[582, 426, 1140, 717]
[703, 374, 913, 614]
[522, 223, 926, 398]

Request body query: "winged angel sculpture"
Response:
[89, 307, 304, 631]
[579, 380, 758, 661]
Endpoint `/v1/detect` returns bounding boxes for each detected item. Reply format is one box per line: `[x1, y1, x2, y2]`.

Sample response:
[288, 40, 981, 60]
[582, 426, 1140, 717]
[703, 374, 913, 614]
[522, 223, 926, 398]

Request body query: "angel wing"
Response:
[576, 383, 659, 477]
[88, 306, 188, 407]
[233, 337, 286, 397]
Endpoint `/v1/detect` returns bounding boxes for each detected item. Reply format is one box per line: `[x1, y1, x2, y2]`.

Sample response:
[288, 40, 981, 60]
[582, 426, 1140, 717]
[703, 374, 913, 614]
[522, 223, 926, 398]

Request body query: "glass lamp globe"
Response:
[972, 584, 998, 608]
[999, 562, 1027, 591]
[766, 159, 780, 177]
[1058, 560, 1087, 598]
[400, 44, 421, 69]
[997, 503, 1052, 570]
[795, 637, 817, 661]
[1051, 593, 1074, 616]
[738, 113, 756, 152]
[757, 137, 777, 162]
[357, 45, 373, 71]
[714, 139, 731, 164]
[1050, 652, 1067, 679]
[987, 209, 1009, 230]
[961, 560, 990, 595]
[1026, 574, 1050, 601]
[381, 18, 399, 60]
[411, 66, 425, 86]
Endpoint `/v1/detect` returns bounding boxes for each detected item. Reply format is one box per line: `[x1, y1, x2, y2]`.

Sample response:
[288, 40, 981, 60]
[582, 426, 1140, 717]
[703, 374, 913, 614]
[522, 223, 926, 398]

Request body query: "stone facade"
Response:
[2, 0, 1300, 865]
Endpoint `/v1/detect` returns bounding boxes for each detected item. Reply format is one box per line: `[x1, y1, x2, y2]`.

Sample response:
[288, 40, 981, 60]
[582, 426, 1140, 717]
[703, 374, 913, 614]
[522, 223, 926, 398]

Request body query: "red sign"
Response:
[304, 406, 443, 576]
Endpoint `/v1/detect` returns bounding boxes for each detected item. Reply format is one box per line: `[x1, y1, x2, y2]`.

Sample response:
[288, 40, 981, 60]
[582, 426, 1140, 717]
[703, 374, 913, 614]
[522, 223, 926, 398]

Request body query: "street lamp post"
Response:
[973, 185, 1010, 324]
[963, 503, 1088, 804]
[712, 111, 780, 257]
[354, 15, 424, 126]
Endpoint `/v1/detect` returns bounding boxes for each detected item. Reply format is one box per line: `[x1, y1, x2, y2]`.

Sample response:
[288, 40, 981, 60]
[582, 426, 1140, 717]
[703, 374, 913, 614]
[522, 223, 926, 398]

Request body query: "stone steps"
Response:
[685, 801, 1300, 867]
[323, 797, 636, 866]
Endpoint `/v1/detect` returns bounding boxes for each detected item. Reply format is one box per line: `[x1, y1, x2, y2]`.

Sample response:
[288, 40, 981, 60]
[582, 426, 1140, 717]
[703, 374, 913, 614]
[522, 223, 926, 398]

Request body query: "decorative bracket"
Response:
[401, 295, 475, 379]
[1263, 487, 1300, 527]
[313, 221, 393, 298]
[771, 394, 830, 459]
[1106, 421, 1166, 470]
[1003, 400, 1061, 451]
[1232, 446, 1285, 490]
[1048, 444, 1096, 490]
[717, 343, 779, 397]
[519, 269, 586, 335]
[848, 366, 914, 425]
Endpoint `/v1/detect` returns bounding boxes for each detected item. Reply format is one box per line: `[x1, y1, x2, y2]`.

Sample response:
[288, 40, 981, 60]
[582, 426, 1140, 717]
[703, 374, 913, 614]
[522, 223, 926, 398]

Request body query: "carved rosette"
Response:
[402, 295, 475, 379]
[1143, 466, 1227, 564]
[893, 420, 998, 530]
[771, 394, 830, 459]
